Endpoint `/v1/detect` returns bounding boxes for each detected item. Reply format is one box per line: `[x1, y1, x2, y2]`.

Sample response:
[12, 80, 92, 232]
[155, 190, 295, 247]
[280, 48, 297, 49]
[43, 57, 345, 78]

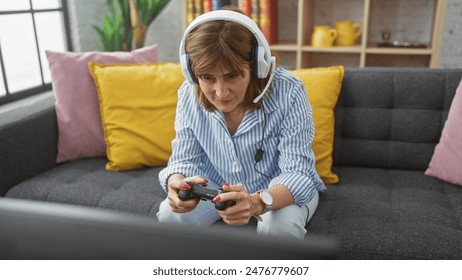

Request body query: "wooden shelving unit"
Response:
[181, 0, 448, 69]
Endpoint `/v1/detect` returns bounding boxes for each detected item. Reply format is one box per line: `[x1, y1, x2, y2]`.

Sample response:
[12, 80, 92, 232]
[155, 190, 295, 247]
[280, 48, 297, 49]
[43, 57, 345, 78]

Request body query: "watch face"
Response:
[260, 190, 273, 205]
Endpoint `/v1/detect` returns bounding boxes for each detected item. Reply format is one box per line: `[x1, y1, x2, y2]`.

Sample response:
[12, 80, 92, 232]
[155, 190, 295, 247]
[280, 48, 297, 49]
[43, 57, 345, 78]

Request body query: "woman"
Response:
[157, 8, 325, 239]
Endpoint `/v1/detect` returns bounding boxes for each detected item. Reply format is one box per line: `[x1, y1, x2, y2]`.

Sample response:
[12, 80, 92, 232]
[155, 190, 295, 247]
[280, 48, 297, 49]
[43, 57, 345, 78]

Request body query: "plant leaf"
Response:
[102, 15, 114, 35]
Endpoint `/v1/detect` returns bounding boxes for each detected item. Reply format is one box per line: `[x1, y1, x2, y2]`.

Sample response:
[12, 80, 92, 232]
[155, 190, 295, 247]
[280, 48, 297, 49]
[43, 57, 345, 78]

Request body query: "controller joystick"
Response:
[178, 182, 236, 210]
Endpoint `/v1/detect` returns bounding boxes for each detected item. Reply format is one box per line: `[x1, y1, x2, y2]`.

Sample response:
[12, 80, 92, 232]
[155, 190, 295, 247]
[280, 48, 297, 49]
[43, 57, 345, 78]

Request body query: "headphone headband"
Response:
[179, 10, 274, 84]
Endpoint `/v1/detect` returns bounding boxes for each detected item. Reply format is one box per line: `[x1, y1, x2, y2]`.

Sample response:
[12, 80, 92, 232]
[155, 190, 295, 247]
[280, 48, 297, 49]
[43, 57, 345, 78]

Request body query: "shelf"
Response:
[366, 47, 433, 55]
[270, 43, 298, 52]
[301, 46, 362, 54]
[181, 0, 447, 68]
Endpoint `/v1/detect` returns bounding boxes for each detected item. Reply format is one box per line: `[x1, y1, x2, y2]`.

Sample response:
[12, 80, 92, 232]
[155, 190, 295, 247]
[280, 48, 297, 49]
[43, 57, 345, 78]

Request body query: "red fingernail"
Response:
[182, 183, 191, 190]
[212, 196, 221, 203]
[223, 183, 229, 186]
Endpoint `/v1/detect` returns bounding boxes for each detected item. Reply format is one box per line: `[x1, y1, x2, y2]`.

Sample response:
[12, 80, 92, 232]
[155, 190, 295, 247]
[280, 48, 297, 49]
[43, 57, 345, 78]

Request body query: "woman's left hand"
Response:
[213, 183, 263, 225]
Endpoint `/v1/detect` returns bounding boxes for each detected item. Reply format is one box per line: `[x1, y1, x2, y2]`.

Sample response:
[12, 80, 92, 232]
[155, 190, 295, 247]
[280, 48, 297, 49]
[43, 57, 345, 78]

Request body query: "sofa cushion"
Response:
[0, 93, 58, 196]
[333, 68, 462, 170]
[5, 158, 167, 216]
[425, 78, 462, 186]
[45, 45, 158, 163]
[89, 62, 183, 171]
[291, 66, 345, 184]
[307, 166, 462, 259]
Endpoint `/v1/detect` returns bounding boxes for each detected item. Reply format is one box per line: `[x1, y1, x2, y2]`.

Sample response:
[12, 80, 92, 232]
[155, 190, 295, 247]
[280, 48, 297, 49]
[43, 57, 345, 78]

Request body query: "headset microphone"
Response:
[254, 110, 271, 178]
[255, 148, 265, 163]
[252, 57, 276, 104]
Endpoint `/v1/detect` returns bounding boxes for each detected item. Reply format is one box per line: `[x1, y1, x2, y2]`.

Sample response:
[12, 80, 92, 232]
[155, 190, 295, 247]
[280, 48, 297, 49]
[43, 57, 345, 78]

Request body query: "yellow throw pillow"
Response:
[291, 66, 344, 184]
[89, 62, 184, 171]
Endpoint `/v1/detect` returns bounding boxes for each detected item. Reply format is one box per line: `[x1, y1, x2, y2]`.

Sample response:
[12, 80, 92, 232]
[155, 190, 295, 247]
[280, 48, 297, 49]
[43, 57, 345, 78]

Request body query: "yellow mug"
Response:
[311, 25, 338, 47]
[334, 21, 363, 46]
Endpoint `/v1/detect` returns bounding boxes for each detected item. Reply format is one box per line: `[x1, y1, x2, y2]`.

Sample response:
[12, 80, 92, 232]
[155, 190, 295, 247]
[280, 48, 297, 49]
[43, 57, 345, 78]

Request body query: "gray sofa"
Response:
[1, 67, 462, 259]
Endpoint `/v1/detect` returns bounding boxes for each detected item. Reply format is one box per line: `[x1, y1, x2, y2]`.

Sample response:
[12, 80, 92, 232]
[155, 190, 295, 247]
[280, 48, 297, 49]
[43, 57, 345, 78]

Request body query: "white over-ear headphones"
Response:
[179, 10, 276, 103]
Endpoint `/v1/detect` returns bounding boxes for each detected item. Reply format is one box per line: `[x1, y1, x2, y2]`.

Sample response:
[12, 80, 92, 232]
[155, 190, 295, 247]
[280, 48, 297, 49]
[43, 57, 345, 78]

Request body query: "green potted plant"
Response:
[94, 0, 170, 51]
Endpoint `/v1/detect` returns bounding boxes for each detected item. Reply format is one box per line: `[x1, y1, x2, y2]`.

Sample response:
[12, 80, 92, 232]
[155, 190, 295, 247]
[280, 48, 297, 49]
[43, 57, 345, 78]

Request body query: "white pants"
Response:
[156, 190, 319, 239]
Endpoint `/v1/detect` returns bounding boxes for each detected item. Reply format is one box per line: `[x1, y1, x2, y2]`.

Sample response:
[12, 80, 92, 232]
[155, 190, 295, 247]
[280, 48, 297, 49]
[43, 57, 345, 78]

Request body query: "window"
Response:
[0, 0, 72, 105]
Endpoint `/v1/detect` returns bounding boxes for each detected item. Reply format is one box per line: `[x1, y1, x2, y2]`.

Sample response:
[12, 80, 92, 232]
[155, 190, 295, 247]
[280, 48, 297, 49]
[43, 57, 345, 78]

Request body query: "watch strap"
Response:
[257, 190, 273, 219]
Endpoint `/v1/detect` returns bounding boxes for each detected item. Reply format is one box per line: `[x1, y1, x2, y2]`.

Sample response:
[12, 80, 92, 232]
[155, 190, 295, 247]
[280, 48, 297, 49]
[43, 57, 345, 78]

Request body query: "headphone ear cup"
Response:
[251, 43, 259, 78]
[186, 53, 198, 84]
[252, 43, 271, 79]
[180, 52, 197, 84]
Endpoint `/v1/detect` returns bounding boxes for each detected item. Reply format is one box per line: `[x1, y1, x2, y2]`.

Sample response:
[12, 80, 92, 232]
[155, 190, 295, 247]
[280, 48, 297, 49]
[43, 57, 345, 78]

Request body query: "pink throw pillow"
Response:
[45, 45, 158, 162]
[425, 78, 462, 186]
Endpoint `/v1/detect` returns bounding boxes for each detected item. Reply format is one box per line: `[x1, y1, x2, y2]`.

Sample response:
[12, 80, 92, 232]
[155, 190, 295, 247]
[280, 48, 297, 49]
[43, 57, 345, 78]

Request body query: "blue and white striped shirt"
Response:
[159, 67, 325, 206]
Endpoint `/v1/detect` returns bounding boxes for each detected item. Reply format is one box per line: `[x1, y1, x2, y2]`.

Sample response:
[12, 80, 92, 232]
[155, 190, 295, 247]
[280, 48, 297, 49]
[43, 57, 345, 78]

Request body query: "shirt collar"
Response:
[209, 86, 279, 130]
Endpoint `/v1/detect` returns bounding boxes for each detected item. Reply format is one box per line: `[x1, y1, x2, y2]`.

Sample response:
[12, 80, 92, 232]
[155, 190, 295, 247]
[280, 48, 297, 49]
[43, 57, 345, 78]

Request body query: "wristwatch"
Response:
[254, 190, 273, 222]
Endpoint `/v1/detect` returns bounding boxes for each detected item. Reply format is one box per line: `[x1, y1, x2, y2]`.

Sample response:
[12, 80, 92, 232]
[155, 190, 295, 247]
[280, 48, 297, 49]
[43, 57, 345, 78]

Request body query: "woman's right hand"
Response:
[167, 175, 207, 213]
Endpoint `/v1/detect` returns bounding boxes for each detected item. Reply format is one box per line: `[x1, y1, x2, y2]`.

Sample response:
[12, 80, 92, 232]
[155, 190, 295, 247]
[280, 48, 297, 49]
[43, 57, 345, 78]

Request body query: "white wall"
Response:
[441, 0, 462, 68]
[67, 0, 182, 62]
[68, 0, 462, 67]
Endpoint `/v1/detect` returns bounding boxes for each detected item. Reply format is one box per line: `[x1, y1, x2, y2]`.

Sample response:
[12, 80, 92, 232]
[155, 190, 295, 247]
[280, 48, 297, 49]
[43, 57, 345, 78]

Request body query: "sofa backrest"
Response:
[332, 67, 462, 170]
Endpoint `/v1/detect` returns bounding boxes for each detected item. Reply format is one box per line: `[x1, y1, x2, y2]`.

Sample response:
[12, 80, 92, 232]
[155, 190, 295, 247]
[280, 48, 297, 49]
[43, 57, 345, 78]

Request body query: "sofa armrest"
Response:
[0, 92, 58, 196]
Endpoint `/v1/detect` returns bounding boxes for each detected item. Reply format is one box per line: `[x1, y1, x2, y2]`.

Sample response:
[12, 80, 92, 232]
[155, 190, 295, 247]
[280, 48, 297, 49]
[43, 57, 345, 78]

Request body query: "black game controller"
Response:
[178, 182, 236, 210]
